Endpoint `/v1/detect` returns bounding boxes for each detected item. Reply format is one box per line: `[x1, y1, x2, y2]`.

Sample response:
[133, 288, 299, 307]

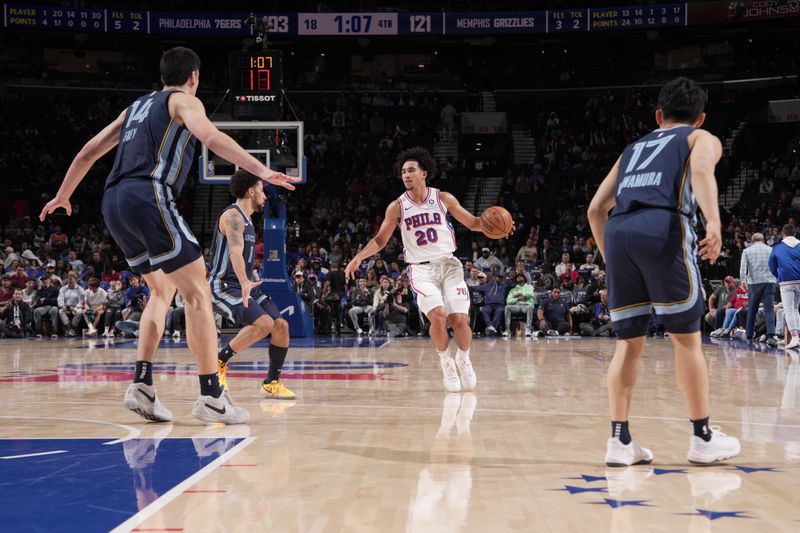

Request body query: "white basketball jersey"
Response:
[397, 187, 457, 264]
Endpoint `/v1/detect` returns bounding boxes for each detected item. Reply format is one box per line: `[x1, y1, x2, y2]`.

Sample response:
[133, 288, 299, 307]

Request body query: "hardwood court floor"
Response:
[1, 335, 798, 532]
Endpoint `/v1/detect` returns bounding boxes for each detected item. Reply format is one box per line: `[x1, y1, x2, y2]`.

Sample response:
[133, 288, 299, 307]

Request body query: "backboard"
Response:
[199, 121, 305, 184]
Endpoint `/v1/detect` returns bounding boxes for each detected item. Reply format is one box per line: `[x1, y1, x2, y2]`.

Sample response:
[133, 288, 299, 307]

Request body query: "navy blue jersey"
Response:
[105, 90, 196, 195]
[610, 124, 695, 220]
[209, 204, 256, 285]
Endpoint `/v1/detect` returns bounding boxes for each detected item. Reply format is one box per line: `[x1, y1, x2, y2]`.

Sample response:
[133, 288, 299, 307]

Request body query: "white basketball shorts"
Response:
[407, 256, 470, 316]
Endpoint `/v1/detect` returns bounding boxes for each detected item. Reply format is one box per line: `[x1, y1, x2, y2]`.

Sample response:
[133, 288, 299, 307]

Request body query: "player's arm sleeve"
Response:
[440, 192, 483, 232]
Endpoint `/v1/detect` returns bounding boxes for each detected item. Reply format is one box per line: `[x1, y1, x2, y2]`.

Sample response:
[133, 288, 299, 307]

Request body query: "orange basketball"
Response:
[480, 206, 513, 239]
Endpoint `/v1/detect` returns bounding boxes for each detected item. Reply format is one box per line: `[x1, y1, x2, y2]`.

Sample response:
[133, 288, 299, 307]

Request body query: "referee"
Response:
[740, 232, 777, 344]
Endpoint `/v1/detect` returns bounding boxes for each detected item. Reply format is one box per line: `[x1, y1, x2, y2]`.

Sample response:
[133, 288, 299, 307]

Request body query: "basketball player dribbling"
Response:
[40, 47, 298, 424]
[588, 77, 740, 465]
[345, 147, 512, 392]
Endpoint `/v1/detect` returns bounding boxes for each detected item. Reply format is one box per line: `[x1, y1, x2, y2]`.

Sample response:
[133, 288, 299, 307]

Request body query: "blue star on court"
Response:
[653, 468, 688, 475]
[588, 499, 653, 509]
[564, 474, 607, 483]
[552, 485, 608, 494]
[729, 466, 781, 474]
[679, 509, 753, 521]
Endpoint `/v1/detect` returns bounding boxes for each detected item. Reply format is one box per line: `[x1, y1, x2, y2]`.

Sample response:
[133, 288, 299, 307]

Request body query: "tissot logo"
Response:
[237, 95, 278, 102]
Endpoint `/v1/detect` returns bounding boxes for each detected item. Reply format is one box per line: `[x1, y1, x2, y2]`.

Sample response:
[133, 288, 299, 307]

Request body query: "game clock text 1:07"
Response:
[299, 13, 397, 35]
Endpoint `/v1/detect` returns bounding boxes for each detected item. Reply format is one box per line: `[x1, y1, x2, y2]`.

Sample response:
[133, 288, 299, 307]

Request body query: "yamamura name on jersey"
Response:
[617, 171, 663, 195]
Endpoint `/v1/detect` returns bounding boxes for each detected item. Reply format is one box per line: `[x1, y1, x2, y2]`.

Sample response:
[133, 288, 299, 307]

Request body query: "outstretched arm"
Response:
[344, 201, 401, 280]
[587, 156, 621, 259]
[440, 191, 483, 232]
[172, 93, 299, 190]
[39, 109, 127, 220]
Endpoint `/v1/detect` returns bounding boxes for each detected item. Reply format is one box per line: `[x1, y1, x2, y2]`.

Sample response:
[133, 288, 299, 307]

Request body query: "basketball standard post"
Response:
[199, 121, 314, 337]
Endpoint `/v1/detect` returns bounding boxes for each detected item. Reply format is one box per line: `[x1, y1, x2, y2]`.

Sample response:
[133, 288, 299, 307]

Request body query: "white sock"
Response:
[456, 348, 470, 360]
[437, 349, 450, 360]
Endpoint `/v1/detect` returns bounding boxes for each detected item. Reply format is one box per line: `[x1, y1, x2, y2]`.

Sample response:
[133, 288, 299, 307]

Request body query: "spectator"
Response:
[540, 239, 559, 269]
[124, 275, 150, 309]
[372, 277, 393, 335]
[579, 253, 600, 277]
[515, 238, 539, 264]
[580, 289, 613, 337]
[512, 262, 532, 284]
[465, 267, 482, 287]
[555, 253, 574, 278]
[713, 282, 749, 338]
[8, 265, 28, 289]
[739, 232, 777, 344]
[469, 271, 487, 333]
[82, 277, 106, 336]
[384, 292, 409, 337]
[21, 278, 37, 307]
[706, 276, 737, 335]
[0, 288, 33, 338]
[504, 274, 535, 337]
[327, 263, 346, 335]
[57, 271, 85, 337]
[559, 263, 579, 285]
[538, 287, 572, 335]
[102, 279, 125, 337]
[768, 223, 800, 349]
[475, 247, 504, 272]
[32, 276, 59, 337]
[170, 291, 186, 340]
[0, 275, 13, 306]
[348, 277, 374, 335]
[478, 272, 507, 335]
[66, 250, 84, 274]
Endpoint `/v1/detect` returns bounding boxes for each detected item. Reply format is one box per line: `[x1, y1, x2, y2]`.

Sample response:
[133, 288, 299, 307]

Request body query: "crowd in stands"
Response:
[2, 79, 798, 340]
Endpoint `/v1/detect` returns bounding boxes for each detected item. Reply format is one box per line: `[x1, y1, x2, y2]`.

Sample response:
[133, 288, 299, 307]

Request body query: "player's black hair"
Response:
[229, 170, 261, 199]
[657, 77, 707, 123]
[395, 147, 438, 180]
[160, 46, 201, 86]
[784, 224, 796, 236]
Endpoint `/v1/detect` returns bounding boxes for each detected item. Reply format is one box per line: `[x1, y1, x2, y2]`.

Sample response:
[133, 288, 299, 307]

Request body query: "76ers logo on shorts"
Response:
[455, 287, 468, 297]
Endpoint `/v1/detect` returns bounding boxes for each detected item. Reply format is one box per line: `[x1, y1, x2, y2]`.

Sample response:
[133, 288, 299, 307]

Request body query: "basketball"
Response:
[480, 206, 513, 239]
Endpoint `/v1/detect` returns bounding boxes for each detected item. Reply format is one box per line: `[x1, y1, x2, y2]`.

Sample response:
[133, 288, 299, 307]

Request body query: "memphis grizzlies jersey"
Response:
[610, 124, 696, 220]
[398, 188, 457, 264]
[105, 89, 196, 195]
[208, 204, 256, 285]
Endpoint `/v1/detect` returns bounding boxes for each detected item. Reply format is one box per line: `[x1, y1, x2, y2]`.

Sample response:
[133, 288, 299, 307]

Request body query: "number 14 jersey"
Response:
[397, 187, 458, 264]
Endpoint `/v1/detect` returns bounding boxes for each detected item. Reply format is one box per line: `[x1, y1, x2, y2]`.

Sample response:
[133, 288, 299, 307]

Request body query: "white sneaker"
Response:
[786, 336, 800, 350]
[525, 328, 533, 337]
[192, 393, 250, 424]
[172, 330, 181, 340]
[87, 324, 96, 335]
[709, 328, 723, 338]
[485, 326, 497, 335]
[440, 356, 461, 392]
[356, 328, 364, 335]
[502, 330, 511, 337]
[455, 352, 477, 391]
[605, 438, 655, 467]
[687, 426, 741, 464]
[124, 383, 174, 422]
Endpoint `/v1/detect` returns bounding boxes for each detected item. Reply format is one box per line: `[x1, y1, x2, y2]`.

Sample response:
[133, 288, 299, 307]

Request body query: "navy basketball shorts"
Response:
[101, 180, 202, 274]
[210, 281, 283, 327]
[605, 209, 704, 339]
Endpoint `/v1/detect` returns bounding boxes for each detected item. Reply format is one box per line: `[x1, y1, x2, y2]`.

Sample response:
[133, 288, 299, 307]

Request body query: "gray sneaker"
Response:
[192, 393, 250, 424]
[124, 383, 174, 422]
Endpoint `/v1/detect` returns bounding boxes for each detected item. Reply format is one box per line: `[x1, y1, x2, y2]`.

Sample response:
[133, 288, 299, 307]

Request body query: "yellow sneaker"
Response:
[260, 380, 296, 400]
[218, 360, 229, 392]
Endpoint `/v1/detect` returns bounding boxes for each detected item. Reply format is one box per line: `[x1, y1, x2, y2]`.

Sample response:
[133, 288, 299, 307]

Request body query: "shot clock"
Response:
[229, 50, 283, 119]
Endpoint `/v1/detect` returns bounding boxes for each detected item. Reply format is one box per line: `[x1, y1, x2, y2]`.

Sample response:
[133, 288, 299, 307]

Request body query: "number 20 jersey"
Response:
[610, 124, 696, 221]
[105, 89, 196, 196]
[397, 188, 458, 264]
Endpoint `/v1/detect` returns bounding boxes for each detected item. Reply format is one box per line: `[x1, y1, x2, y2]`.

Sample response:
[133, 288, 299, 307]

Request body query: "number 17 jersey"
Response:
[610, 124, 696, 221]
[398, 188, 457, 264]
